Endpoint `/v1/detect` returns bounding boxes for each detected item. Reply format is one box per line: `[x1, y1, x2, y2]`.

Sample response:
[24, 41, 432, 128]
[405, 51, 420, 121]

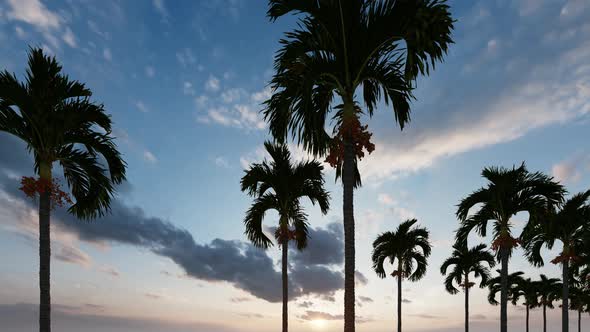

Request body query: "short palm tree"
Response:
[264, 2, 454, 330]
[486, 270, 524, 306]
[0, 48, 126, 332]
[511, 277, 539, 332]
[570, 285, 590, 332]
[440, 243, 495, 332]
[533, 274, 562, 332]
[523, 190, 590, 332]
[372, 219, 431, 332]
[456, 164, 565, 332]
[240, 141, 330, 332]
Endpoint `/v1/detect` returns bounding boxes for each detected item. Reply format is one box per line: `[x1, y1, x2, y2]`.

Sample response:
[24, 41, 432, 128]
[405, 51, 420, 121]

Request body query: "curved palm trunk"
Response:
[39, 163, 51, 332]
[561, 259, 570, 332]
[543, 303, 547, 332]
[343, 131, 356, 332]
[465, 275, 469, 332]
[525, 305, 529, 332]
[397, 271, 402, 332]
[500, 247, 509, 332]
[282, 237, 288, 332]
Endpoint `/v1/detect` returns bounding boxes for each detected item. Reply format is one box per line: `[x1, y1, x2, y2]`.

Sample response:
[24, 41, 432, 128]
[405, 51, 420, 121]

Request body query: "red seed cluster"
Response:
[551, 253, 581, 264]
[325, 117, 375, 169]
[491, 234, 520, 251]
[275, 227, 298, 244]
[19, 176, 73, 209]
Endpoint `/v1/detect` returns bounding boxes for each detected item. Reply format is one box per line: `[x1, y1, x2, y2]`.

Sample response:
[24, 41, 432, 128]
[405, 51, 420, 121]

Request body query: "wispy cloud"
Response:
[552, 153, 590, 184]
[135, 101, 149, 113]
[205, 75, 220, 92]
[145, 66, 156, 78]
[143, 151, 158, 164]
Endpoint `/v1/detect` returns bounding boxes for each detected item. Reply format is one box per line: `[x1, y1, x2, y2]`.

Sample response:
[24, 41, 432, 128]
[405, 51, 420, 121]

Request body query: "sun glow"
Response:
[311, 319, 327, 329]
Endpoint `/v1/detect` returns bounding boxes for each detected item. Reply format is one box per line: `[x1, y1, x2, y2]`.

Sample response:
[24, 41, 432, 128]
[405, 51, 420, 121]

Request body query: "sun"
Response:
[311, 319, 327, 329]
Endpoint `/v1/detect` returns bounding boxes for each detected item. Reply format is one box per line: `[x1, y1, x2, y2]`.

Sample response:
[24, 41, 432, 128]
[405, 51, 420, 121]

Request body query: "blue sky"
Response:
[0, 0, 589, 331]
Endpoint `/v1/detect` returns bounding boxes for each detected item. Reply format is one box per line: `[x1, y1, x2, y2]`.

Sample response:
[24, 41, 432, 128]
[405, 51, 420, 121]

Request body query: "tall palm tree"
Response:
[372, 219, 431, 332]
[523, 190, 590, 332]
[0, 48, 126, 332]
[264, 2, 454, 330]
[570, 285, 590, 332]
[240, 141, 330, 332]
[511, 277, 539, 332]
[533, 274, 562, 332]
[456, 164, 565, 332]
[440, 243, 495, 332]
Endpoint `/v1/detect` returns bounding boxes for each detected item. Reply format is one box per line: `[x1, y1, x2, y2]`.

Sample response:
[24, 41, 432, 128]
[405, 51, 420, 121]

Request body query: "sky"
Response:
[0, 0, 589, 331]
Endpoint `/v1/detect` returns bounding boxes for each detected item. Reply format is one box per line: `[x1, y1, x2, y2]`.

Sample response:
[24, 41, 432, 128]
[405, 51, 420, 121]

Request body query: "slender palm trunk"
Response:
[282, 237, 288, 332]
[465, 274, 469, 332]
[578, 309, 581, 332]
[342, 112, 356, 332]
[543, 303, 547, 332]
[525, 305, 529, 332]
[397, 270, 402, 332]
[562, 260, 569, 332]
[500, 247, 509, 332]
[39, 163, 52, 332]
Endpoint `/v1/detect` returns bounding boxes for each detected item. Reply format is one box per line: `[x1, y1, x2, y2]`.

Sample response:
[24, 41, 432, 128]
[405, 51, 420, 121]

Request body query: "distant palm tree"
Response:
[523, 190, 590, 332]
[456, 164, 564, 332]
[486, 270, 524, 306]
[264, 2, 454, 330]
[533, 274, 562, 332]
[241, 141, 330, 332]
[372, 219, 431, 332]
[569, 285, 590, 332]
[440, 243, 495, 332]
[0, 48, 126, 332]
[511, 277, 539, 332]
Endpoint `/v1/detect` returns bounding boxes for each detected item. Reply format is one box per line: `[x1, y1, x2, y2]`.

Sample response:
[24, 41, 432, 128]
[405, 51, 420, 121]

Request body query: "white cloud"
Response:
[145, 66, 156, 78]
[62, 27, 76, 48]
[152, 0, 168, 20]
[99, 265, 120, 277]
[6, 0, 60, 30]
[195, 95, 208, 108]
[251, 87, 272, 103]
[143, 151, 158, 164]
[135, 101, 149, 113]
[14, 26, 26, 39]
[221, 88, 244, 103]
[176, 48, 196, 67]
[552, 154, 590, 184]
[205, 75, 220, 92]
[214, 156, 230, 169]
[103, 48, 112, 61]
[183, 81, 195, 96]
[377, 193, 416, 222]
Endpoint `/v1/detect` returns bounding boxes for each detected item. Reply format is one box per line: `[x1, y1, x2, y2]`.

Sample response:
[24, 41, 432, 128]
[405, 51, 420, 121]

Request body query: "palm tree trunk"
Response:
[343, 125, 356, 332]
[526, 305, 529, 332]
[562, 260, 569, 332]
[500, 247, 509, 332]
[465, 274, 469, 332]
[578, 309, 581, 332]
[543, 304, 547, 332]
[282, 237, 288, 332]
[397, 272, 402, 332]
[39, 163, 52, 332]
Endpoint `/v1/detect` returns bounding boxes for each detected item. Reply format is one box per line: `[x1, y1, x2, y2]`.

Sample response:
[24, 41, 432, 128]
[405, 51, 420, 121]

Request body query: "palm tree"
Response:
[240, 141, 330, 332]
[486, 270, 524, 306]
[372, 219, 431, 332]
[456, 164, 565, 332]
[533, 274, 562, 332]
[511, 277, 539, 332]
[0, 48, 126, 332]
[523, 190, 590, 332]
[264, 2, 454, 330]
[570, 285, 590, 332]
[440, 243, 495, 332]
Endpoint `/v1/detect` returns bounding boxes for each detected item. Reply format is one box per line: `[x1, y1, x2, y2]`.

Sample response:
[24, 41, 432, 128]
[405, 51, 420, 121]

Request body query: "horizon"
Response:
[1, 0, 590, 332]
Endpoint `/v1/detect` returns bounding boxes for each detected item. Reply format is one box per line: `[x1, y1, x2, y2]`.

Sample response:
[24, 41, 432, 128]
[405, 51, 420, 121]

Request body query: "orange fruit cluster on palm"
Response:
[491, 234, 520, 251]
[325, 117, 375, 169]
[19, 176, 73, 209]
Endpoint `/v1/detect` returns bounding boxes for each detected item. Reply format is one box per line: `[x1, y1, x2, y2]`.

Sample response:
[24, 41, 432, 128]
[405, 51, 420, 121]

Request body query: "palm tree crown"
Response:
[240, 141, 330, 249]
[440, 243, 495, 294]
[486, 270, 525, 305]
[0, 48, 126, 218]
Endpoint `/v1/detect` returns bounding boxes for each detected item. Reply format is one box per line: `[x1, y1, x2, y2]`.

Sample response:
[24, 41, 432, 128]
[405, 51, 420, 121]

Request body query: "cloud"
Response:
[6, 0, 60, 30]
[409, 314, 443, 320]
[355, 271, 369, 286]
[183, 81, 195, 96]
[552, 154, 590, 184]
[402, 298, 412, 303]
[144, 293, 162, 300]
[99, 265, 120, 277]
[290, 222, 343, 266]
[221, 88, 245, 103]
[14, 26, 27, 39]
[205, 75, 220, 92]
[145, 66, 156, 78]
[176, 48, 197, 67]
[103, 48, 112, 61]
[358, 296, 373, 303]
[298, 301, 313, 308]
[54, 245, 92, 267]
[62, 27, 76, 48]
[213, 156, 230, 169]
[143, 151, 158, 164]
[135, 101, 149, 113]
[152, 0, 168, 20]
[229, 297, 251, 303]
[298, 311, 343, 321]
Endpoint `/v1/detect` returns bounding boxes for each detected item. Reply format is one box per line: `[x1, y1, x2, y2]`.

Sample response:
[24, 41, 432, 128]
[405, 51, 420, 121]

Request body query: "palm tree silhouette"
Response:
[0, 48, 126, 332]
[456, 164, 564, 332]
[533, 274, 562, 332]
[523, 190, 590, 332]
[486, 270, 524, 306]
[511, 277, 539, 332]
[372, 219, 431, 332]
[240, 141, 330, 332]
[569, 285, 590, 332]
[263, 2, 454, 330]
[440, 243, 495, 332]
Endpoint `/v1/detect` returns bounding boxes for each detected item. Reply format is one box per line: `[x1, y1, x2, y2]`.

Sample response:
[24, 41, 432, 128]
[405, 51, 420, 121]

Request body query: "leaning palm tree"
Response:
[523, 190, 590, 332]
[440, 243, 495, 332]
[264, 2, 454, 330]
[511, 277, 539, 332]
[240, 141, 330, 332]
[456, 164, 565, 332]
[0, 48, 126, 332]
[372, 219, 431, 332]
[533, 274, 562, 332]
